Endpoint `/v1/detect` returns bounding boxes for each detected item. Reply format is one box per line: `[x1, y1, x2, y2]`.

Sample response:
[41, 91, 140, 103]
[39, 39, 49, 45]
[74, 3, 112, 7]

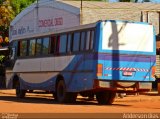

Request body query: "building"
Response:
[10, 0, 160, 40]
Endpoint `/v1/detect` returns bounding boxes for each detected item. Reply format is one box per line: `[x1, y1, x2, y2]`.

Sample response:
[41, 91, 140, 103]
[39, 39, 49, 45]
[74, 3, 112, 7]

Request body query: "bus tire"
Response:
[53, 92, 57, 100]
[56, 80, 77, 103]
[96, 91, 116, 105]
[15, 81, 26, 98]
[67, 93, 77, 103]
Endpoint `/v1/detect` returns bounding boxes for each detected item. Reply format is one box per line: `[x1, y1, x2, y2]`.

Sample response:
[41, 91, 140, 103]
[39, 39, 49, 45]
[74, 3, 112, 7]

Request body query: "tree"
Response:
[10, 0, 36, 15]
[0, 0, 14, 47]
[0, 0, 36, 47]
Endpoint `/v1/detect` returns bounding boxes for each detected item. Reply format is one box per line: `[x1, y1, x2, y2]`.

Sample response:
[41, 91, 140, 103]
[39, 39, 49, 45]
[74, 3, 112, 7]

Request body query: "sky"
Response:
[109, 0, 160, 3]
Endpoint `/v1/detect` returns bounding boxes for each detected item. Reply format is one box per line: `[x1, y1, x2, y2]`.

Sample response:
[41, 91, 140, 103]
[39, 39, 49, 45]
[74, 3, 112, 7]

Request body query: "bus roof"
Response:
[10, 20, 152, 42]
[10, 22, 97, 42]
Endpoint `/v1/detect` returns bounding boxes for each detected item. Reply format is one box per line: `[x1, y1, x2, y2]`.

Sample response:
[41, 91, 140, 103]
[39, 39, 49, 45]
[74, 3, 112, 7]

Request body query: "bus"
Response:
[5, 20, 156, 104]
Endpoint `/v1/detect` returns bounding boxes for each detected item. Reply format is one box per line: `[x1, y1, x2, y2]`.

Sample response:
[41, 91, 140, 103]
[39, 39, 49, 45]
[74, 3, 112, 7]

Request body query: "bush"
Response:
[0, 55, 5, 64]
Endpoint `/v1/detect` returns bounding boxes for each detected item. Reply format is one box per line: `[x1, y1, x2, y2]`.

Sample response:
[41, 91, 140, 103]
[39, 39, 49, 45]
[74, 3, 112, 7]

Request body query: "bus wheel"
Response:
[52, 92, 57, 100]
[15, 81, 26, 98]
[67, 93, 77, 103]
[96, 91, 116, 105]
[56, 80, 77, 103]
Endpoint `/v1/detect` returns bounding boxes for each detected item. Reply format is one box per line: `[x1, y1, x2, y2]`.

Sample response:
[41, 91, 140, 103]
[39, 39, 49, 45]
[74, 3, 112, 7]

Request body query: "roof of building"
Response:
[11, 0, 79, 26]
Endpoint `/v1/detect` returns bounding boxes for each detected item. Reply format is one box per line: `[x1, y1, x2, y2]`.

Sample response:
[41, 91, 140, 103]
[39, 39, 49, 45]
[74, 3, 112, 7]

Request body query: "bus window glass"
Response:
[59, 34, 67, 53]
[90, 30, 94, 50]
[73, 32, 80, 52]
[29, 39, 36, 56]
[80, 31, 86, 51]
[42, 37, 49, 55]
[55, 36, 60, 54]
[67, 34, 72, 52]
[11, 41, 18, 57]
[36, 38, 42, 55]
[20, 40, 27, 57]
[50, 36, 56, 54]
[86, 31, 90, 50]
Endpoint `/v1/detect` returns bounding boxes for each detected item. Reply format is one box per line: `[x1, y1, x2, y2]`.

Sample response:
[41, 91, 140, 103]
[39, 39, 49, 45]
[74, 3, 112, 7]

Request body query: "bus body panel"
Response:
[6, 54, 96, 92]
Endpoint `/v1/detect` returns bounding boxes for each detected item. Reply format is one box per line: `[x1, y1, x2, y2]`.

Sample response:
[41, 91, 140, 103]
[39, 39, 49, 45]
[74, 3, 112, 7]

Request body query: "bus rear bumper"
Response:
[93, 80, 152, 93]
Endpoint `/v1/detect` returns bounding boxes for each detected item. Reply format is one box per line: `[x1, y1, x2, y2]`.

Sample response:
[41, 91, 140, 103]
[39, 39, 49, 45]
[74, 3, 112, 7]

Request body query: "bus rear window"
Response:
[102, 22, 154, 53]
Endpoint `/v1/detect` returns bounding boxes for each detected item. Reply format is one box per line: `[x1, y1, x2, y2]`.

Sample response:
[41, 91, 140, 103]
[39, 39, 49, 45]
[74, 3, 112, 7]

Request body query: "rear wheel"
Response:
[15, 81, 26, 98]
[96, 91, 116, 105]
[56, 80, 77, 103]
[52, 92, 57, 100]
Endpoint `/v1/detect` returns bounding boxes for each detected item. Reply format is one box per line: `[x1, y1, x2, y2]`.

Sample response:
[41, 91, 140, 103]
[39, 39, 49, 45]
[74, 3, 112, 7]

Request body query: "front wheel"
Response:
[56, 80, 77, 103]
[96, 91, 116, 105]
[15, 81, 26, 98]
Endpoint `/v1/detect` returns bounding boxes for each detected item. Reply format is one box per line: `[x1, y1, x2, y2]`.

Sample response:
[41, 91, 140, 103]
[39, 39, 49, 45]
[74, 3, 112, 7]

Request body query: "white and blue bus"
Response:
[5, 20, 156, 104]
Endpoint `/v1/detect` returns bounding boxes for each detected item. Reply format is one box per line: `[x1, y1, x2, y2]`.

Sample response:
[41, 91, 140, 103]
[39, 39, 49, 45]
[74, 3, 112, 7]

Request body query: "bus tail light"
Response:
[151, 66, 156, 78]
[97, 64, 103, 77]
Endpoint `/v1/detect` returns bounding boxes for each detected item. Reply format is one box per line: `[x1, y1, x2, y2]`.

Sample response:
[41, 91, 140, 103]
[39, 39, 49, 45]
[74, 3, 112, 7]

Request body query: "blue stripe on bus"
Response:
[84, 53, 156, 62]
[97, 53, 156, 62]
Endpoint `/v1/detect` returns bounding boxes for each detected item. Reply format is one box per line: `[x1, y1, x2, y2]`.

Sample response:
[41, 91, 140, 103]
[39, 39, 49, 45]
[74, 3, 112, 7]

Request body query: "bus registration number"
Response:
[123, 71, 133, 76]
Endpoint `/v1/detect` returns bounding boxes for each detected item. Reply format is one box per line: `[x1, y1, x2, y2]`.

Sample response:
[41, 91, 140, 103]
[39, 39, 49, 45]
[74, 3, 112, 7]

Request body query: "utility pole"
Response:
[80, 0, 83, 25]
[37, 0, 39, 8]
[36, 0, 39, 32]
[81, 0, 82, 11]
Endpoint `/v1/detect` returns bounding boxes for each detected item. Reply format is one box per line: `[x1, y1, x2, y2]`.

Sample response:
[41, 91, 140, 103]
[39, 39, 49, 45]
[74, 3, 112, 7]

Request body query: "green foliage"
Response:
[0, 0, 13, 47]
[10, 0, 36, 15]
[0, 55, 5, 64]
[0, 0, 14, 28]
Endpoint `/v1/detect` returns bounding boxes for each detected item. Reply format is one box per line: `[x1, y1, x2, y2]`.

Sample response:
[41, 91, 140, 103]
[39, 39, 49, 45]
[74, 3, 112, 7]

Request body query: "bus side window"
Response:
[28, 39, 36, 56]
[80, 31, 86, 51]
[50, 36, 56, 54]
[59, 34, 67, 54]
[90, 30, 95, 50]
[20, 40, 27, 57]
[67, 34, 72, 53]
[73, 32, 80, 52]
[10, 41, 18, 58]
[42, 37, 50, 55]
[86, 31, 91, 50]
[36, 38, 42, 56]
[55, 35, 60, 55]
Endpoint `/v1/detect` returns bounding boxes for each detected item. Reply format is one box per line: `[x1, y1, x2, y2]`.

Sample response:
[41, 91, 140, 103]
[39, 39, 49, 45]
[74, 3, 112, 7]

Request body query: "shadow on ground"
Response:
[0, 94, 131, 107]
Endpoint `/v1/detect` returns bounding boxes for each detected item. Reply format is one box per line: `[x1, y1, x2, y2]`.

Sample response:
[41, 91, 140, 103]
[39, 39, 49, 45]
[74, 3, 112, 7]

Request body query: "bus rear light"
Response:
[97, 64, 103, 77]
[151, 66, 156, 78]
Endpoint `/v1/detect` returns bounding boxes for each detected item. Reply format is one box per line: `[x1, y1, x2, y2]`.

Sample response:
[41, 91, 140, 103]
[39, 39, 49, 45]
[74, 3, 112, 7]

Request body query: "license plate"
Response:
[123, 71, 133, 76]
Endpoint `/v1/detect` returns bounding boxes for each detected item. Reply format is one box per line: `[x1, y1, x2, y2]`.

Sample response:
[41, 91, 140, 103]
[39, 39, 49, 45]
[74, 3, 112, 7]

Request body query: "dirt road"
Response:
[0, 90, 160, 118]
